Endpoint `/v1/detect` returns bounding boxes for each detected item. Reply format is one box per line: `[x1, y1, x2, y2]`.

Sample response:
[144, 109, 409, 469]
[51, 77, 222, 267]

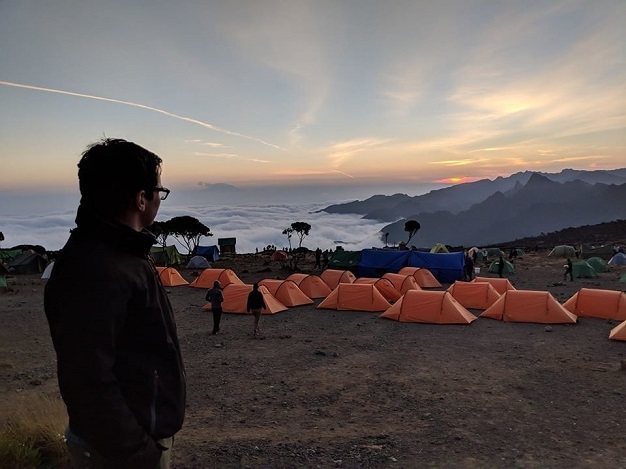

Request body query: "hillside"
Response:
[497, 219, 626, 250]
[322, 168, 626, 248]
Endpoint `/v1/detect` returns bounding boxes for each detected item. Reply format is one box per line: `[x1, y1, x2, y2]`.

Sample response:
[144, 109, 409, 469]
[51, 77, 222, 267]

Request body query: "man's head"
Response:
[213, 281, 221, 289]
[78, 138, 166, 227]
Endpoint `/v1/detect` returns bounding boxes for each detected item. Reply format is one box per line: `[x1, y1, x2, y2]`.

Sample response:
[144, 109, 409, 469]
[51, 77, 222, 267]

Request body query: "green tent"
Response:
[572, 260, 597, 279]
[548, 245, 576, 258]
[488, 258, 515, 274]
[620, 273, 626, 284]
[586, 256, 608, 273]
[486, 247, 505, 258]
[0, 249, 22, 263]
[150, 245, 183, 266]
[328, 250, 361, 269]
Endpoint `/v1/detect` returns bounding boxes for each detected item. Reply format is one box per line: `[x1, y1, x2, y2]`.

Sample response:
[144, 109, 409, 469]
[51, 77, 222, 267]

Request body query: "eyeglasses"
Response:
[152, 186, 170, 200]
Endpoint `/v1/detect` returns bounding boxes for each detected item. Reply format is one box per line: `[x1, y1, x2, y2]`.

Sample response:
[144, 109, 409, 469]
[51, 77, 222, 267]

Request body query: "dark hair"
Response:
[77, 138, 162, 217]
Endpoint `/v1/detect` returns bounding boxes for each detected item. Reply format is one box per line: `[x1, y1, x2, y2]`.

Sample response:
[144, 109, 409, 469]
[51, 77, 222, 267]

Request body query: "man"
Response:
[44, 138, 186, 468]
[247, 282, 267, 337]
[564, 258, 574, 282]
[205, 280, 224, 335]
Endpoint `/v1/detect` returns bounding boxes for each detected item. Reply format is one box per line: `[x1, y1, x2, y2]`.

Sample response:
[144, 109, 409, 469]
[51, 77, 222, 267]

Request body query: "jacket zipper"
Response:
[150, 369, 159, 435]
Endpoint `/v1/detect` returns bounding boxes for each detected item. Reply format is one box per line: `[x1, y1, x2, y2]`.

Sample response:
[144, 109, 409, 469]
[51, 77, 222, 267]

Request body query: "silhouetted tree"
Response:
[281, 222, 312, 269]
[150, 220, 172, 249]
[291, 222, 311, 248]
[404, 220, 421, 246]
[168, 216, 212, 255]
[282, 227, 294, 250]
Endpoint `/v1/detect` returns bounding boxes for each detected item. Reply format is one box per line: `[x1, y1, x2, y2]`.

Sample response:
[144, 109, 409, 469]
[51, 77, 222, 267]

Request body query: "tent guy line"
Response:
[0, 80, 286, 151]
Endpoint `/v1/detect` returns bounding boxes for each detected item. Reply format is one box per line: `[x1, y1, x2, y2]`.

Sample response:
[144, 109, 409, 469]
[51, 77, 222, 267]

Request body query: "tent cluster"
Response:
[33, 254, 626, 341]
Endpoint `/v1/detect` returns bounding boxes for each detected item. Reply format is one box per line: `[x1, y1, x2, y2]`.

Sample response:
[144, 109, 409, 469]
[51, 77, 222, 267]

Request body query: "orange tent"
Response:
[471, 276, 516, 295]
[381, 273, 421, 294]
[317, 283, 390, 312]
[189, 268, 243, 289]
[320, 269, 356, 290]
[258, 279, 314, 307]
[203, 284, 287, 314]
[271, 250, 289, 261]
[286, 273, 332, 299]
[562, 288, 626, 321]
[380, 290, 477, 324]
[156, 267, 189, 286]
[354, 277, 402, 303]
[609, 319, 626, 341]
[480, 290, 577, 324]
[447, 281, 501, 310]
[398, 267, 442, 288]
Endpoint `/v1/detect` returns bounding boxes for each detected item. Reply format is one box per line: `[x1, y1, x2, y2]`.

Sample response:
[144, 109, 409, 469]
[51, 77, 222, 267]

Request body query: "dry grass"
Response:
[0, 393, 69, 468]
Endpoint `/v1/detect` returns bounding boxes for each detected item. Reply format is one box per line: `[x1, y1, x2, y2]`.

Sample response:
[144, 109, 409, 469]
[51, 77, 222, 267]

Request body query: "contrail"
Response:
[0, 80, 285, 151]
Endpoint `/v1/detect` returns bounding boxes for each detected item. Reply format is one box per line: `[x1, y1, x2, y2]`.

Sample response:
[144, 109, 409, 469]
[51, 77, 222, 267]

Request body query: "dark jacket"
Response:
[247, 289, 267, 312]
[205, 287, 224, 310]
[44, 205, 186, 467]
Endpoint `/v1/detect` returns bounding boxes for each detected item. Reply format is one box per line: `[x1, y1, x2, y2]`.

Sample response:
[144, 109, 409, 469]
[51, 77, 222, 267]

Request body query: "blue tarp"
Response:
[407, 251, 464, 284]
[353, 249, 464, 283]
[355, 250, 409, 278]
[193, 245, 220, 262]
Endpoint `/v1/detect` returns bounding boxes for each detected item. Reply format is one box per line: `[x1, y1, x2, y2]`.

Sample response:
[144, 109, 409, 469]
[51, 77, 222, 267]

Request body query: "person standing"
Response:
[247, 283, 267, 337]
[44, 138, 185, 468]
[564, 258, 574, 282]
[465, 253, 475, 281]
[314, 247, 322, 269]
[497, 255, 505, 278]
[206, 280, 224, 335]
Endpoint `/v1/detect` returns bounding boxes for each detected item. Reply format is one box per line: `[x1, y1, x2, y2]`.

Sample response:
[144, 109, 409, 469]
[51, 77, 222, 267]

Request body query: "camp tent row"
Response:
[122, 266, 626, 334]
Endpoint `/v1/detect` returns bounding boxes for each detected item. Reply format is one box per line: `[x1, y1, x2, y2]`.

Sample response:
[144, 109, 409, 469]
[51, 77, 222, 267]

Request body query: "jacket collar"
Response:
[73, 204, 156, 255]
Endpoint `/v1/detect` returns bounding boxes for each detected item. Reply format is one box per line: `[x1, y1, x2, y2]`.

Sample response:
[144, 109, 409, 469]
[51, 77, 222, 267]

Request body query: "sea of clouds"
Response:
[0, 201, 390, 254]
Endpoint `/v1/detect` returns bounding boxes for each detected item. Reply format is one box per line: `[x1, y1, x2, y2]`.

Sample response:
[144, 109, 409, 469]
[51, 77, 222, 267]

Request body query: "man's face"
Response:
[142, 174, 162, 228]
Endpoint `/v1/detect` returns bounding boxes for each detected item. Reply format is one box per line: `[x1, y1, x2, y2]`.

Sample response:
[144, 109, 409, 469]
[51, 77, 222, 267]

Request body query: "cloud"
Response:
[327, 138, 389, 168]
[0, 80, 286, 151]
[0, 201, 388, 253]
[193, 152, 271, 163]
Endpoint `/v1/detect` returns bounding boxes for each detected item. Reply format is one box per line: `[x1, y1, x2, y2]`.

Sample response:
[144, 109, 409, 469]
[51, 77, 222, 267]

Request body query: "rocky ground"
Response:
[1, 250, 626, 468]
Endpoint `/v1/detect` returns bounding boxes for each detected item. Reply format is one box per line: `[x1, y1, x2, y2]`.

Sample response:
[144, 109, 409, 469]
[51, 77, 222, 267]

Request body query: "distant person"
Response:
[206, 280, 224, 335]
[497, 256, 505, 278]
[465, 254, 475, 281]
[564, 258, 573, 282]
[322, 250, 329, 269]
[247, 283, 267, 337]
[314, 247, 322, 269]
[472, 249, 478, 263]
[44, 138, 185, 468]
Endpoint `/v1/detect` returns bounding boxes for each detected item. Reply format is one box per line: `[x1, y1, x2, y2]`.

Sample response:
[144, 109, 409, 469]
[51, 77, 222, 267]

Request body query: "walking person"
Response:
[44, 138, 185, 468]
[206, 280, 224, 335]
[564, 258, 574, 282]
[247, 283, 267, 337]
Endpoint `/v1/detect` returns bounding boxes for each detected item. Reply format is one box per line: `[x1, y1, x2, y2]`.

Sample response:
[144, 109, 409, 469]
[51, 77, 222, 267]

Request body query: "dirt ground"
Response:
[1, 251, 626, 468]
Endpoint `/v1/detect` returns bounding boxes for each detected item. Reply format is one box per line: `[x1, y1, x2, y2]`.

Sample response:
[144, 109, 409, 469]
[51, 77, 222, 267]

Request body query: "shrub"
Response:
[0, 393, 69, 468]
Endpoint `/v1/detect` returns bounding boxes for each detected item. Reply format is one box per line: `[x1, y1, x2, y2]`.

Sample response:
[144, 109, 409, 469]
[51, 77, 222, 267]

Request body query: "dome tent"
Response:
[380, 290, 477, 324]
[571, 260, 597, 279]
[548, 245, 576, 258]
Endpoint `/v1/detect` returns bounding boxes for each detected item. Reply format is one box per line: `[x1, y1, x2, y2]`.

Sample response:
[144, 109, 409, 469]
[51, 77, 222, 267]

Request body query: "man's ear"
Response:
[135, 190, 147, 212]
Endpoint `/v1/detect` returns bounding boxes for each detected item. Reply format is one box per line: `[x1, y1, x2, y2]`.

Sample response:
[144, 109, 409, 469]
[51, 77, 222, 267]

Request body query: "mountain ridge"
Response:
[321, 168, 626, 247]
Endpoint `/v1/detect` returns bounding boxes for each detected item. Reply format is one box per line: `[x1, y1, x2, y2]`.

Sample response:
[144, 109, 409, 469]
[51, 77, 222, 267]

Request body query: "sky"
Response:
[1, 0, 625, 197]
